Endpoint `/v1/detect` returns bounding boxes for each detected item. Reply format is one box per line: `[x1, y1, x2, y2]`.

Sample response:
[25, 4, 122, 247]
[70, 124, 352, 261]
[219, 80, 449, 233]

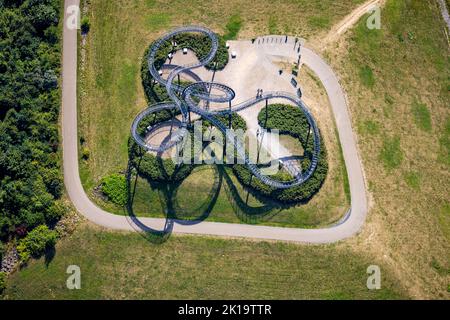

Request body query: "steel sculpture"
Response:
[131, 26, 321, 189]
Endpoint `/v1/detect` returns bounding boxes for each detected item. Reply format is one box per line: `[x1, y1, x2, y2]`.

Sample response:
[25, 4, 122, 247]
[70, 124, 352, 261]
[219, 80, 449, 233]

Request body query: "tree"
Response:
[81, 17, 90, 34]
[101, 174, 128, 206]
[0, 0, 63, 241]
[16, 225, 57, 262]
[0, 272, 6, 293]
[0, 242, 4, 260]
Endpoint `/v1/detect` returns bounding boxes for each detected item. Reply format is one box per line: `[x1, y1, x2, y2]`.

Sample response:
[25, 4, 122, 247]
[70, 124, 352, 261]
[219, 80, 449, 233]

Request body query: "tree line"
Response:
[0, 0, 64, 242]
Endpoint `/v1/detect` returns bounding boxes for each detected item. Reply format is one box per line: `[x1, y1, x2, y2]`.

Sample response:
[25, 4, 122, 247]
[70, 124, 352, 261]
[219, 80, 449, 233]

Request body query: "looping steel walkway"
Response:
[131, 26, 321, 189]
[63, 0, 368, 243]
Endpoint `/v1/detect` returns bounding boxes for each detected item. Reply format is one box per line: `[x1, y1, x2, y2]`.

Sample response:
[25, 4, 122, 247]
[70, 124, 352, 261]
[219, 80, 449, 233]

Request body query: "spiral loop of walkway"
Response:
[131, 26, 321, 189]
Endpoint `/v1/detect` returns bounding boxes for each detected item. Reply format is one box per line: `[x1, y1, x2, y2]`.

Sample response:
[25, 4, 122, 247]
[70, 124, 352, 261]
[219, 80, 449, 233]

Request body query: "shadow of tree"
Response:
[44, 246, 56, 268]
[125, 153, 302, 245]
[217, 165, 290, 224]
[125, 159, 174, 244]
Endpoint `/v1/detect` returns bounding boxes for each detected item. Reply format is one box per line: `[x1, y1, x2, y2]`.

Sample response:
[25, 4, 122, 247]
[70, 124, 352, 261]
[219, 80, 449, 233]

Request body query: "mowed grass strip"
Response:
[3, 225, 407, 300]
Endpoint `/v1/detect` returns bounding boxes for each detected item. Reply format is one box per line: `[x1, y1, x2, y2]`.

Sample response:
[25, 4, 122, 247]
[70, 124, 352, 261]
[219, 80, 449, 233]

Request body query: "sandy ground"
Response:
[166, 44, 303, 174]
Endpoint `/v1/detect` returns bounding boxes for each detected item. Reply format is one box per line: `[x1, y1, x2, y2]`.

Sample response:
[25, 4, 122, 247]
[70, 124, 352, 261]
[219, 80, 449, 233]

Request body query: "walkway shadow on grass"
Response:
[125, 155, 223, 243]
[126, 146, 306, 242]
[167, 165, 223, 225]
[126, 159, 174, 244]
[126, 162, 301, 240]
[217, 165, 290, 224]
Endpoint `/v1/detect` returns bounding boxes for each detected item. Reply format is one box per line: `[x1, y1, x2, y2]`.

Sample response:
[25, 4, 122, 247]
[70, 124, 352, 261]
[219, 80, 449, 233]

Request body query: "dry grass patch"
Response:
[324, 0, 450, 298]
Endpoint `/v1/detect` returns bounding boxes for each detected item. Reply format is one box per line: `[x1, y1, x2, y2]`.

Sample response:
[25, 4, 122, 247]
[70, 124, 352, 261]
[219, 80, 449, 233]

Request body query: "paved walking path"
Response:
[437, 0, 450, 48]
[62, 0, 367, 243]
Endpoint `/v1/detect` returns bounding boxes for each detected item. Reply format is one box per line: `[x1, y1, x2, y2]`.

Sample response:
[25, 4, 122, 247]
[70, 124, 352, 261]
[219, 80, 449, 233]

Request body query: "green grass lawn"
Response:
[279, 134, 305, 156]
[2, 225, 406, 300]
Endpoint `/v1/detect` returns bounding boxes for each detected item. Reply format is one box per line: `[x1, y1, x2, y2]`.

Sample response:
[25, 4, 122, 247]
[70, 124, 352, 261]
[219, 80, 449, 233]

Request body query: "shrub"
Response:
[202, 113, 247, 132]
[141, 33, 229, 103]
[128, 138, 194, 182]
[45, 201, 67, 223]
[81, 147, 90, 160]
[233, 103, 328, 203]
[0, 272, 6, 293]
[101, 174, 128, 206]
[81, 17, 90, 34]
[0, 242, 4, 260]
[17, 225, 57, 262]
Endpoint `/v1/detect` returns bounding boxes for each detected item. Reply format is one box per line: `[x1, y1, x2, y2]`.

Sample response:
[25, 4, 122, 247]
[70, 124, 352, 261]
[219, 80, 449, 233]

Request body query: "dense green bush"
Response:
[0, 242, 4, 261]
[258, 104, 311, 143]
[0, 0, 65, 241]
[17, 225, 57, 262]
[141, 33, 229, 104]
[136, 109, 175, 136]
[233, 104, 328, 203]
[129, 138, 194, 182]
[81, 16, 90, 34]
[101, 174, 128, 206]
[202, 113, 247, 132]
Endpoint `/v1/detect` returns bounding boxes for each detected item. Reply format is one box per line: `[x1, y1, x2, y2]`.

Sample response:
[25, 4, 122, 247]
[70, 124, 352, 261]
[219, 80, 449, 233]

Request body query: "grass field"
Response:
[2, 224, 406, 300]
[325, 0, 450, 298]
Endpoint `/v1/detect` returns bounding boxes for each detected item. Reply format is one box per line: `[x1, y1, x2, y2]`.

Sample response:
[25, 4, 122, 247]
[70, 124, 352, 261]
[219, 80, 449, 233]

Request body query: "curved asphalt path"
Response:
[62, 0, 367, 243]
